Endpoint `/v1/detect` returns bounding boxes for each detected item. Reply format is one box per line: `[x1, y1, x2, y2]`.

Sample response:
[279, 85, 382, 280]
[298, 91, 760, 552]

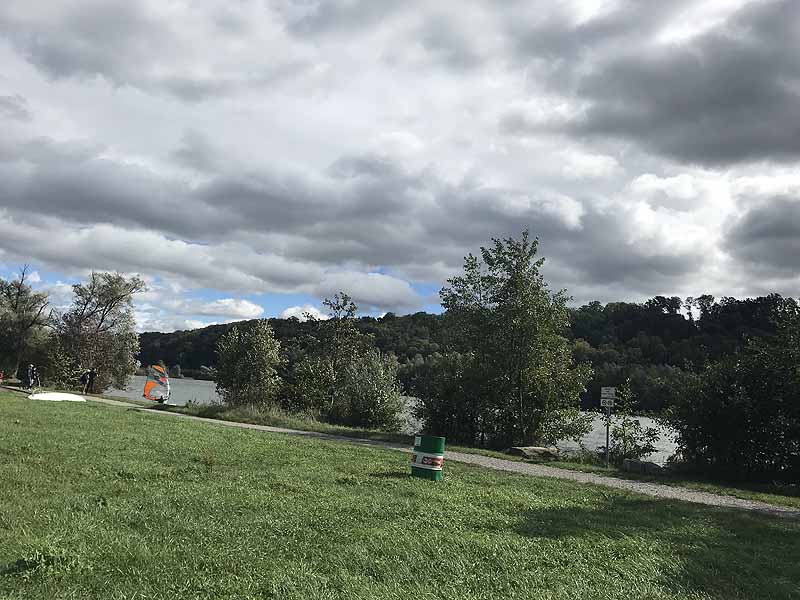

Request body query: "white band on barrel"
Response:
[411, 451, 444, 471]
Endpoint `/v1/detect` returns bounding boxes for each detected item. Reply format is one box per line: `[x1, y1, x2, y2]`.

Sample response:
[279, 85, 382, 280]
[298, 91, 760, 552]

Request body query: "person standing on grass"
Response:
[26, 364, 35, 390]
[80, 369, 90, 393]
[30, 365, 41, 389]
[87, 368, 97, 394]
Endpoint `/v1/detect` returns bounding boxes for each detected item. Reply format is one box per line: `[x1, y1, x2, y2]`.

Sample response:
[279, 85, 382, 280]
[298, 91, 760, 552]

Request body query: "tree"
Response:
[215, 320, 284, 407]
[600, 380, 661, 463]
[291, 292, 404, 429]
[409, 352, 488, 444]
[0, 266, 50, 376]
[440, 231, 592, 447]
[665, 313, 800, 482]
[53, 272, 145, 391]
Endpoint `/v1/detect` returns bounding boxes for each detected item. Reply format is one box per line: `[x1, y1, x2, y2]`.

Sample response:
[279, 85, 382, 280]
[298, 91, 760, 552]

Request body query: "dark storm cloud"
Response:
[725, 197, 800, 274]
[0, 95, 31, 121]
[504, 0, 800, 166]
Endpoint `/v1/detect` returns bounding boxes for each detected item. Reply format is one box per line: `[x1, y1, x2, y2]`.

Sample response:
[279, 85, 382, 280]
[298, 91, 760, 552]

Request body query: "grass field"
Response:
[2, 393, 799, 600]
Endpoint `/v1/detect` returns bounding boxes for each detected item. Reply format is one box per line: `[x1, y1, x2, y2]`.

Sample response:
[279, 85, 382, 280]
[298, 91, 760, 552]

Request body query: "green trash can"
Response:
[411, 435, 445, 481]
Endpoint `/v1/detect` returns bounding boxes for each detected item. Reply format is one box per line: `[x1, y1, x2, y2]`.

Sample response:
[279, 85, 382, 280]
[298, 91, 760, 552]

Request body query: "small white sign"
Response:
[601, 398, 615, 408]
[601, 387, 616, 399]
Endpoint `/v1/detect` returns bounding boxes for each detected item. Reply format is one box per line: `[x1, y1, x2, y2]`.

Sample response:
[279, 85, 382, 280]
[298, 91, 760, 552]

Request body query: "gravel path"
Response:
[52, 395, 800, 519]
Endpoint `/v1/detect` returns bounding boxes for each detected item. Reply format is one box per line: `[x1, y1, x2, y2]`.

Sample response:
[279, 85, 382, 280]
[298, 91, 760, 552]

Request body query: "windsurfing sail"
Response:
[143, 364, 170, 402]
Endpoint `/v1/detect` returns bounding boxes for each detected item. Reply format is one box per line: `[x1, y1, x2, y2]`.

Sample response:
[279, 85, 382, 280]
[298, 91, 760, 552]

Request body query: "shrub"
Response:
[293, 349, 403, 430]
[601, 381, 661, 463]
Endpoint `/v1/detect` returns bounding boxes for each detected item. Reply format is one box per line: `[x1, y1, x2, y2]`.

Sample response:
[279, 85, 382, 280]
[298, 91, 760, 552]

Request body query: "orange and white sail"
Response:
[143, 364, 170, 402]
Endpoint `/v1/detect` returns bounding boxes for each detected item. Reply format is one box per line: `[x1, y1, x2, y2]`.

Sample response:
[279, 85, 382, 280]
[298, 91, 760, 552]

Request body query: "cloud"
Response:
[164, 298, 265, 320]
[503, 0, 800, 165]
[280, 304, 328, 321]
[725, 197, 800, 275]
[0, 95, 31, 121]
[0, 0, 313, 101]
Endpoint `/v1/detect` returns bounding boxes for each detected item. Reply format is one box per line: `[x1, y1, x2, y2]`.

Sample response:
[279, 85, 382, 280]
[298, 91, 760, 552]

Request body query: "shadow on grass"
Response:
[517, 496, 800, 599]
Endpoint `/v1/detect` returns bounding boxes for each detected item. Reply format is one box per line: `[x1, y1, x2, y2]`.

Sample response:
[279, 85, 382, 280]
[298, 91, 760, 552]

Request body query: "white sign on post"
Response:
[600, 387, 616, 407]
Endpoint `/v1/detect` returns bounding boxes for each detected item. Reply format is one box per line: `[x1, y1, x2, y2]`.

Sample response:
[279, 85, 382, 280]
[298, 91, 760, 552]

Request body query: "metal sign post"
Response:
[600, 387, 616, 468]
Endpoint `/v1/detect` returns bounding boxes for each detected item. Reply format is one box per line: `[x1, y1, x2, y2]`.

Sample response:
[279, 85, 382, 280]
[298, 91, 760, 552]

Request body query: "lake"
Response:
[111, 375, 221, 406]
[110, 377, 677, 463]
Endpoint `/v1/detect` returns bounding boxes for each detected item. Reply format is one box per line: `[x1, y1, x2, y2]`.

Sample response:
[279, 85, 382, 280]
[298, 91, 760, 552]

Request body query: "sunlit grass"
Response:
[1, 393, 799, 599]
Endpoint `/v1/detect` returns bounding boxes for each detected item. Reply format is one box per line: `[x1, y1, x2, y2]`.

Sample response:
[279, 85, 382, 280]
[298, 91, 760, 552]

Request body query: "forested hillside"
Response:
[138, 294, 798, 414]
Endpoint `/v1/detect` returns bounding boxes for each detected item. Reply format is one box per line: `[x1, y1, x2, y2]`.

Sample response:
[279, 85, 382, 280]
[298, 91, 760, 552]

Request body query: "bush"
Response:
[293, 349, 403, 430]
[335, 350, 403, 430]
[666, 319, 800, 482]
[215, 320, 284, 407]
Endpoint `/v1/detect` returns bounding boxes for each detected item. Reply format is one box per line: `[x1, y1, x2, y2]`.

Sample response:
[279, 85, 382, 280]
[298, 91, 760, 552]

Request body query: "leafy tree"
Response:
[52, 272, 145, 391]
[0, 266, 50, 376]
[440, 232, 592, 447]
[291, 292, 403, 429]
[665, 314, 800, 482]
[215, 320, 284, 407]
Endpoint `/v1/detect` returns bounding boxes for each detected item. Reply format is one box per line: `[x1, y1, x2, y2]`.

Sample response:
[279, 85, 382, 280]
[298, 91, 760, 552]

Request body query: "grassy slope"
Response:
[2, 394, 800, 599]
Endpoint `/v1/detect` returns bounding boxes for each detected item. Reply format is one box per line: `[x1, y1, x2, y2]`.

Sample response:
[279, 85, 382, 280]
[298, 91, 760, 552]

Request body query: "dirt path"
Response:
[17, 391, 800, 519]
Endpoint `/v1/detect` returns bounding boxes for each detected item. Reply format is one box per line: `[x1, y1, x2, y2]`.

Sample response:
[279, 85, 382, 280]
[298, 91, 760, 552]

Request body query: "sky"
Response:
[1, 0, 799, 332]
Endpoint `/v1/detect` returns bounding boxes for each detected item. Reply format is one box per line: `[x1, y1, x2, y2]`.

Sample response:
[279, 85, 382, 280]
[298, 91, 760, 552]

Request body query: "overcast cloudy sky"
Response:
[1, 0, 799, 331]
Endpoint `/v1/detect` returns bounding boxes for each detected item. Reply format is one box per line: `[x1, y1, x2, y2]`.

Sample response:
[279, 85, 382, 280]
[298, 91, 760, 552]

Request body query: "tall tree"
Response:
[0, 266, 50, 376]
[53, 272, 145, 391]
[440, 231, 592, 446]
[215, 319, 284, 407]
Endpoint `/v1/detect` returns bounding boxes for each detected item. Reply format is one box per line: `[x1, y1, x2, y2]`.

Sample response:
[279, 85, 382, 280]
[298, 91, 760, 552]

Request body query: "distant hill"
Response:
[138, 312, 448, 375]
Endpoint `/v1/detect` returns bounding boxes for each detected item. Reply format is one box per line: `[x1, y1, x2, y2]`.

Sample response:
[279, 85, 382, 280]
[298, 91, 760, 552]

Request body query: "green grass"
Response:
[1, 393, 799, 599]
